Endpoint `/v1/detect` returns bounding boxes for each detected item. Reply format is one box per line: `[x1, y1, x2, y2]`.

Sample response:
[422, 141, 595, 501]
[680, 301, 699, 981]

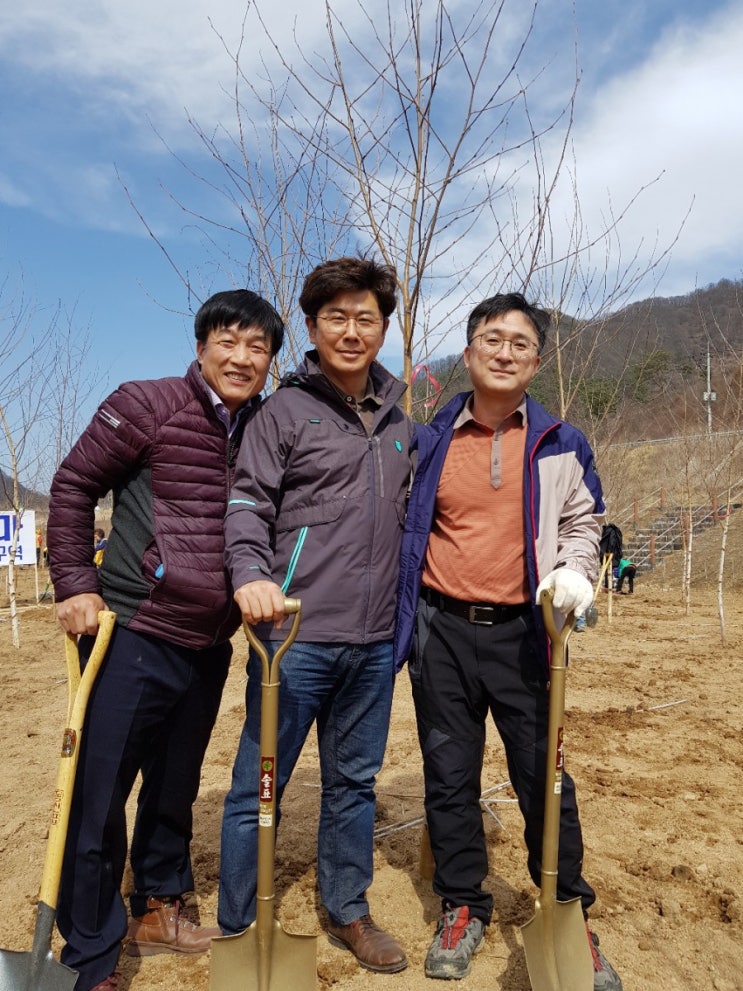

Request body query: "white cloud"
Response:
[0, 174, 31, 208]
[0, 1, 249, 142]
[0, 0, 377, 141]
[1, 0, 741, 305]
[567, 2, 743, 292]
[0, 0, 380, 227]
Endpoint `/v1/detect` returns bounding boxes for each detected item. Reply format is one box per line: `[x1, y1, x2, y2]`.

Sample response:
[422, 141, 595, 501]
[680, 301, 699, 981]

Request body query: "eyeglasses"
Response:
[470, 334, 539, 360]
[316, 313, 383, 335]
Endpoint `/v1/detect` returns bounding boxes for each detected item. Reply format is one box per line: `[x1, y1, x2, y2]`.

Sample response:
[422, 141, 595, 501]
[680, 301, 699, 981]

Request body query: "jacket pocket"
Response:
[275, 497, 346, 532]
[409, 597, 435, 680]
[141, 539, 164, 588]
[274, 498, 348, 597]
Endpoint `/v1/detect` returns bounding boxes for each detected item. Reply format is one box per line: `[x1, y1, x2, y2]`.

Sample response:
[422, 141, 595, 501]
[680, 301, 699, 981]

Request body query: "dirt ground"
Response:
[1, 525, 742, 991]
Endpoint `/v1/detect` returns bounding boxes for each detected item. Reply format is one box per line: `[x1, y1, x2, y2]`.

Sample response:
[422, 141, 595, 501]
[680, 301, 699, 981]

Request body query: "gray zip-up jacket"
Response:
[224, 351, 412, 642]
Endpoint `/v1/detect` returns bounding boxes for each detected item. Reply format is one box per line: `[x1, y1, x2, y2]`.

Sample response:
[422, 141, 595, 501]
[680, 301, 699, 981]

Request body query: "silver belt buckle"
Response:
[469, 605, 494, 625]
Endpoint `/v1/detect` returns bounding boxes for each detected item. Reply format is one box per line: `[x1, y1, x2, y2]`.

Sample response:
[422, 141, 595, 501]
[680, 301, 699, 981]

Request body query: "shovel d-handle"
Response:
[242, 600, 302, 981]
[242, 598, 302, 688]
[539, 587, 576, 649]
[39, 611, 117, 913]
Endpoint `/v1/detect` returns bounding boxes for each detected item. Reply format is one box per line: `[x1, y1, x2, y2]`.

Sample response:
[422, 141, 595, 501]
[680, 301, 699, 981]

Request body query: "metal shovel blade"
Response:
[522, 896, 591, 991]
[521, 590, 593, 991]
[210, 600, 317, 991]
[210, 922, 316, 991]
[0, 903, 77, 991]
[0, 613, 117, 991]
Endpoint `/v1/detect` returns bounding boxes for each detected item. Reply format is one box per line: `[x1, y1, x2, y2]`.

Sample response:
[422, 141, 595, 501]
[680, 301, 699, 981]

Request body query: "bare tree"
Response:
[221, 0, 584, 405]
[227, 1, 690, 410]
[693, 300, 743, 641]
[0, 291, 51, 645]
[118, 34, 353, 387]
[0, 285, 94, 645]
[127, 0, 686, 418]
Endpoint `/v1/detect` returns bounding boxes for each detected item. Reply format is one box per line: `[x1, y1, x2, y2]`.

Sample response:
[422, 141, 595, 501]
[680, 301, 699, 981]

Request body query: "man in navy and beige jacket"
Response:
[394, 292, 623, 990]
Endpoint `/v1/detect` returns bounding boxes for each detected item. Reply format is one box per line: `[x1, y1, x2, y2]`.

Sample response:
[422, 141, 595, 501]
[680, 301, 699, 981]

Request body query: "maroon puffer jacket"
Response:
[48, 361, 257, 649]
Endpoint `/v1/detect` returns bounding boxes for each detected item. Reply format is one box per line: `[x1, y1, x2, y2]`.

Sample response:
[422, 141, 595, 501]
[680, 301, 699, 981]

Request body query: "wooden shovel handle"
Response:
[39, 611, 116, 909]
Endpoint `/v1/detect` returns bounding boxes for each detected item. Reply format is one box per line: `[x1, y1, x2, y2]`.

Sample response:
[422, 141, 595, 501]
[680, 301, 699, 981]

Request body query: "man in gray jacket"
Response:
[221, 257, 411, 973]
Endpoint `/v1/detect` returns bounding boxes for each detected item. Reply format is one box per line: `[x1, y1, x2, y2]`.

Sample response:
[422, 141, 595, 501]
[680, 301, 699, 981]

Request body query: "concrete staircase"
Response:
[613, 494, 743, 573]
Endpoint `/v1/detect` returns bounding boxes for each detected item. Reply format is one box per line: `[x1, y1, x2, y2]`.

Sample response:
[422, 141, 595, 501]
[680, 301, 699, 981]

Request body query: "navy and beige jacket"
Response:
[393, 391, 605, 670]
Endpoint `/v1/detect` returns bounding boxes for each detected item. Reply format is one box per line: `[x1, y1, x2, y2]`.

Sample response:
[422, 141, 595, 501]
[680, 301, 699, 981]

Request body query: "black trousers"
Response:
[616, 565, 636, 592]
[409, 598, 595, 924]
[57, 625, 230, 991]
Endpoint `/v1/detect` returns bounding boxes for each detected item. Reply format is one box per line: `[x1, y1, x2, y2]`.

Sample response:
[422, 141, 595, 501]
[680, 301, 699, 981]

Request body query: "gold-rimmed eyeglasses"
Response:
[316, 313, 383, 335]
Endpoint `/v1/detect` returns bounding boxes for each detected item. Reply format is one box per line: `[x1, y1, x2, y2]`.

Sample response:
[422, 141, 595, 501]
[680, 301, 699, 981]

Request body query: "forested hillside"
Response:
[410, 278, 743, 444]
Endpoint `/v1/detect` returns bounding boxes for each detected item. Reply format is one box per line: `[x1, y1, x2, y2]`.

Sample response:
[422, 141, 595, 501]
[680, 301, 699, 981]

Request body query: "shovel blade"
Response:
[210, 921, 317, 991]
[0, 902, 77, 991]
[521, 897, 593, 991]
[0, 948, 78, 991]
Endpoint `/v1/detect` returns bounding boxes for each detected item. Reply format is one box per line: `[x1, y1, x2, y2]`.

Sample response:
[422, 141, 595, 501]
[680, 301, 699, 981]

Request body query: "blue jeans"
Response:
[219, 640, 395, 933]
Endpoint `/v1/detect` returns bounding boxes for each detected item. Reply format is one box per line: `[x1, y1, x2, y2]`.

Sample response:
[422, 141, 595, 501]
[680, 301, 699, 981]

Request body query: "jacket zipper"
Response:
[361, 434, 377, 644]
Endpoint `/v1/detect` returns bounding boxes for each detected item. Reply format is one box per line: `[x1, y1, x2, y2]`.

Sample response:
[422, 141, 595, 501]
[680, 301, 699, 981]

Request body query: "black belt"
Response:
[421, 587, 531, 626]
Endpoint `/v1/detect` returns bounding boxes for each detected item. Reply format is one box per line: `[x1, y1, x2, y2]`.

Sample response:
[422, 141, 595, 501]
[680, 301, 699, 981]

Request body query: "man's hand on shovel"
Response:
[536, 568, 593, 618]
[56, 593, 108, 636]
[234, 580, 291, 629]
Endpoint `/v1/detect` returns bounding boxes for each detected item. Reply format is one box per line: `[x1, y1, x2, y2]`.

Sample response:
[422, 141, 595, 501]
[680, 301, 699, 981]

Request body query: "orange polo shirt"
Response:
[421, 397, 529, 604]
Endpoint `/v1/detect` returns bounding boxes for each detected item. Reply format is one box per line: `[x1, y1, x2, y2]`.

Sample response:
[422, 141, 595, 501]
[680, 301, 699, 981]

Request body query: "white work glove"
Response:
[536, 567, 594, 617]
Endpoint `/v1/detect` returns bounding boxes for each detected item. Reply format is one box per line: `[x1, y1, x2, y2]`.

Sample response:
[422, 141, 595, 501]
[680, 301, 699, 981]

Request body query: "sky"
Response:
[1, 0, 741, 415]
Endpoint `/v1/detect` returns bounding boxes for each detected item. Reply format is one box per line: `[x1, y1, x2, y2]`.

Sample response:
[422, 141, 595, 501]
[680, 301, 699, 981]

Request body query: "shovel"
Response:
[521, 590, 594, 991]
[0, 610, 117, 991]
[210, 598, 317, 991]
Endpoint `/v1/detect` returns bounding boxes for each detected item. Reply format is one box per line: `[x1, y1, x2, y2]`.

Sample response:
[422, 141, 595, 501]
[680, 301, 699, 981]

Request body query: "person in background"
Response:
[46, 289, 284, 991]
[394, 292, 623, 989]
[615, 557, 637, 594]
[599, 523, 623, 590]
[93, 527, 108, 567]
[220, 257, 412, 974]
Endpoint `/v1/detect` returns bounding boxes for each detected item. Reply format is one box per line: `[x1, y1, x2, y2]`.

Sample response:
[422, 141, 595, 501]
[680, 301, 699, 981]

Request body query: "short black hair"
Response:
[466, 292, 551, 352]
[299, 257, 398, 319]
[194, 290, 284, 355]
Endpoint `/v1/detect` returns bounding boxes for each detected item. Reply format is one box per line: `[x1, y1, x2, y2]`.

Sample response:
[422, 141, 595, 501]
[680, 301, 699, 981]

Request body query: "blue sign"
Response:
[0, 510, 36, 567]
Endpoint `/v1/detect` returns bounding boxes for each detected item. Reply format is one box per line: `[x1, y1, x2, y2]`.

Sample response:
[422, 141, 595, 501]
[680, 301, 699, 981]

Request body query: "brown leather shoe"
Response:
[90, 972, 121, 991]
[327, 914, 407, 973]
[126, 896, 220, 956]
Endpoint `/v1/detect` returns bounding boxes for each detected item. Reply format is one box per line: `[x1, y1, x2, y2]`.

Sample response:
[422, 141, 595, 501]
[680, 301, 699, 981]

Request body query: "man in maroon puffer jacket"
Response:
[46, 289, 283, 991]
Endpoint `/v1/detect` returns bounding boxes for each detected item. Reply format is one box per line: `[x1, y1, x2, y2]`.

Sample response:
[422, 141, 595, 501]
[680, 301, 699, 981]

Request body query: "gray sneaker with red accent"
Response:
[424, 905, 485, 980]
[588, 927, 623, 990]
